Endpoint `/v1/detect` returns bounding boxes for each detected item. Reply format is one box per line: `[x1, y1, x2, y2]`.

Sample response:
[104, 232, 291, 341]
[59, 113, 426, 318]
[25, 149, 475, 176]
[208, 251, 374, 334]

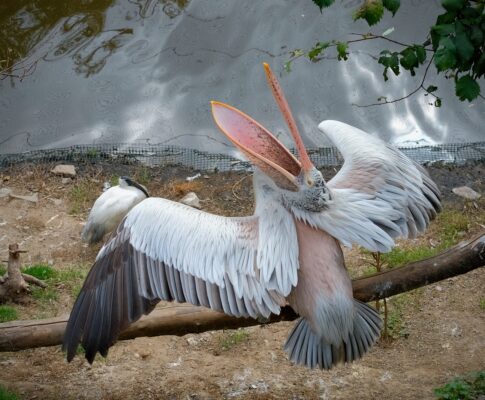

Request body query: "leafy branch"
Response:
[289, 0, 484, 105]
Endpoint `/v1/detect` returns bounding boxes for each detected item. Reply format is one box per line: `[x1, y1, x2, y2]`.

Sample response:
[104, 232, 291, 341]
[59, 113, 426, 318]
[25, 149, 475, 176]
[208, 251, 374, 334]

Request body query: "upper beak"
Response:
[263, 63, 314, 172]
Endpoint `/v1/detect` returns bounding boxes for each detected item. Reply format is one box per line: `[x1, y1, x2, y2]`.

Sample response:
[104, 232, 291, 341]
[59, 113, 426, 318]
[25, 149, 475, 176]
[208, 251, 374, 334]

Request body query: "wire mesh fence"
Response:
[0, 142, 484, 171]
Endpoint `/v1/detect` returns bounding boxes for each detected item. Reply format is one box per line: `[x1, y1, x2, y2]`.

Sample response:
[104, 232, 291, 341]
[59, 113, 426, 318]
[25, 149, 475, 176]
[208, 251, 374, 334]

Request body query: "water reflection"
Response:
[0, 0, 189, 79]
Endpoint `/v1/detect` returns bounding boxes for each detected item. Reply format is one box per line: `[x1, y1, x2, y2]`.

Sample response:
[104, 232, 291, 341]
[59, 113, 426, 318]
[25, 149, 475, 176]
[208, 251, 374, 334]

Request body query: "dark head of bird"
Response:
[119, 176, 150, 198]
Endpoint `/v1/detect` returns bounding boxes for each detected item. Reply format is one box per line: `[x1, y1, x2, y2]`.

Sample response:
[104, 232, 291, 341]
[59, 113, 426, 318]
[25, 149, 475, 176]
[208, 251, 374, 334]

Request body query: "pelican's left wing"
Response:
[292, 120, 441, 252]
[63, 197, 299, 362]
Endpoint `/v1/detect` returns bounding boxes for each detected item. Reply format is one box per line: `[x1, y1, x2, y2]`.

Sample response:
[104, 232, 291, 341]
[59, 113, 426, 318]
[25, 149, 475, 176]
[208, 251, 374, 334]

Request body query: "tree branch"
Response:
[352, 54, 437, 107]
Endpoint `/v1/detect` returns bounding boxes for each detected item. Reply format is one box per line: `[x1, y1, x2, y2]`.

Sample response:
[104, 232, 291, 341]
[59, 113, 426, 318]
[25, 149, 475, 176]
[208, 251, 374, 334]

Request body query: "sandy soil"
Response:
[0, 161, 484, 400]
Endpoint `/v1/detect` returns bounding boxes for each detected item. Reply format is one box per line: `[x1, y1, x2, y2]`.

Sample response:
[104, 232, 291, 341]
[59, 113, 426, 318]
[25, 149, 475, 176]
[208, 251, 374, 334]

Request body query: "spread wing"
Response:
[292, 120, 441, 252]
[63, 197, 299, 362]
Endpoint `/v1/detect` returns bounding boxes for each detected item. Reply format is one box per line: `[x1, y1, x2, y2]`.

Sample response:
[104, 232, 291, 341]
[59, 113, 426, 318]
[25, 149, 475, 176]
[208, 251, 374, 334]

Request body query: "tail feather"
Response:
[284, 300, 382, 369]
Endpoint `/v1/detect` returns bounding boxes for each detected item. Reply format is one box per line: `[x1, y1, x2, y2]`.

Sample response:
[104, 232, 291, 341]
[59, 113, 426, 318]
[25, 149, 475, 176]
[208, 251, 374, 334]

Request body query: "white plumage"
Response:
[81, 176, 149, 245]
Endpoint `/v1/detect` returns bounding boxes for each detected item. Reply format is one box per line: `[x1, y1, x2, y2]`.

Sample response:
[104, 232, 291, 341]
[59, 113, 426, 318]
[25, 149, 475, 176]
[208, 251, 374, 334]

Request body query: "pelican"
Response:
[64, 64, 440, 369]
[81, 176, 149, 245]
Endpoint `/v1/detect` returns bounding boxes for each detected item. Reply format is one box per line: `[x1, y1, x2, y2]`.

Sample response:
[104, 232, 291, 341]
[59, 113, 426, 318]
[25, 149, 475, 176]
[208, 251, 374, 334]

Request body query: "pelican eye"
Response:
[306, 178, 314, 187]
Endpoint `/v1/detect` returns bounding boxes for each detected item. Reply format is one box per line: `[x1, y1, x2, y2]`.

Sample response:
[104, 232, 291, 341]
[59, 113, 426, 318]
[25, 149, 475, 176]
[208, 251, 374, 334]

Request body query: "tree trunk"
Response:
[0, 233, 483, 352]
[0, 244, 29, 303]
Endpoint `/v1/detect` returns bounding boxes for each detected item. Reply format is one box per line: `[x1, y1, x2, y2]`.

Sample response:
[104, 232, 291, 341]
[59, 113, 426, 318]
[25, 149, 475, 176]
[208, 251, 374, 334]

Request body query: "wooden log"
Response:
[0, 233, 483, 352]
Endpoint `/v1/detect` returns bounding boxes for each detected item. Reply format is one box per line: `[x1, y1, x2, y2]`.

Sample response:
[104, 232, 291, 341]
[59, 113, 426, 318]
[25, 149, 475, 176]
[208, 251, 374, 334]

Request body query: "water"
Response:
[0, 0, 484, 156]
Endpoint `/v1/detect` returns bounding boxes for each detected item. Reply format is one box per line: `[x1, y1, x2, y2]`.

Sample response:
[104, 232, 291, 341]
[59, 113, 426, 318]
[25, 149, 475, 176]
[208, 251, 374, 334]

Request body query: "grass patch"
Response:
[133, 166, 152, 186]
[68, 181, 100, 215]
[22, 264, 57, 280]
[379, 208, 481, 269]
[480, 298, 485, 311]
[0, 305, 18, 323]
[382, 293, 412, 340]
[218, 329, 249, 351]
[0, 264, 5, 276]
[0, 385, 20, 400]
[434, 371, 485, 400]
[56, 267, 89, 298]
[381, 246, 439, 269]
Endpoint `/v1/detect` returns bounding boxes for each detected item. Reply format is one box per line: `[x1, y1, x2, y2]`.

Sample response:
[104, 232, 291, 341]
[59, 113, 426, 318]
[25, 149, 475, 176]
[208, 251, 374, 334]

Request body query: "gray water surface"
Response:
[0, 0, 484, 156]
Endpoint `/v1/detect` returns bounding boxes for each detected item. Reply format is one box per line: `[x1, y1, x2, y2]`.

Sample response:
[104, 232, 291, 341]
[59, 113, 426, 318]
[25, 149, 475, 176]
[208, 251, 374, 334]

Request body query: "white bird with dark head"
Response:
[81, 176, 149, 245]
[64, 64, 440, 369]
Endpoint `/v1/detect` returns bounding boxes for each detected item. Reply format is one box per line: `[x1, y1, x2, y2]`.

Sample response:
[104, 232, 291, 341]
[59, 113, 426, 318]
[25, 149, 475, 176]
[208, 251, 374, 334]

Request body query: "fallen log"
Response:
[0, 232, 483, 352]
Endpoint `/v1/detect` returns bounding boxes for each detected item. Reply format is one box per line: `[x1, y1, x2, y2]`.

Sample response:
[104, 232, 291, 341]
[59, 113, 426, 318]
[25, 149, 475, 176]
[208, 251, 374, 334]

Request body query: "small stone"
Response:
[0, 188, 11, 198]
[435, 285, 443, 292]
[51, 164, 76, 177]
[51, 198, 63, 206]
[61, 178, 71, 184]
[10, 192, 39, 203]
[180, 192, 201, 209]
[450, 323, 462, 337]
[452, 186, 481, 200]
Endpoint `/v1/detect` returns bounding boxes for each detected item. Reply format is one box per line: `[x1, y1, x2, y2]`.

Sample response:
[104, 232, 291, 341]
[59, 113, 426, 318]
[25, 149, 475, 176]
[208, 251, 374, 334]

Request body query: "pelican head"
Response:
[211, 64, 330, 212]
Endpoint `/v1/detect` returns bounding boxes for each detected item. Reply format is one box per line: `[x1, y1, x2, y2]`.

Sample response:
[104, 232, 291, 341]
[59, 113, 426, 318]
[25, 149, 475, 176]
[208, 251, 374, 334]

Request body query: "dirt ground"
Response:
[0, 161, 484, 400]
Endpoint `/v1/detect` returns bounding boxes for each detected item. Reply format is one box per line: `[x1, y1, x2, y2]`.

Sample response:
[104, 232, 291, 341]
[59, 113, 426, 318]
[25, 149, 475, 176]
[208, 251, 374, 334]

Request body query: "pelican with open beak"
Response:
[63, 64, 440, 369]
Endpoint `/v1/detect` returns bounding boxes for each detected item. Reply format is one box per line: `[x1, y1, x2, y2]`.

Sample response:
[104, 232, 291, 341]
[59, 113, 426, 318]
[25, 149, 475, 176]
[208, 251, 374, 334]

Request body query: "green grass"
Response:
[383, 293, 413, 340]
[133, 166, 152, 186]
[0, 306, 18, 323]
[68, 181, 99, 215]
[480, 298, 485, 311]
[218, 329, 250, 351]
[0, 385, 20, 400]
[380, 208, 477, 269]
[22, 264, 89, 317]
[0, 264, 5, 276]
[381, 246, 439, 269]
[434, 371, 485, 400]
[22, 264, 57, 280]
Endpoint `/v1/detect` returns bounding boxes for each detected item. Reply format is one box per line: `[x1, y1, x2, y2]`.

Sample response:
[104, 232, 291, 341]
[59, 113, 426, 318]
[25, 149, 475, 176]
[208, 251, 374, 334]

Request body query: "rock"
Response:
[180, 192, 201, 209]
[61, 178, 71, 184]
[51, 164, 76, 177]
[10, 192, 39, 203]
[0, 188, 11, 198]
[452, 186, 481, 200]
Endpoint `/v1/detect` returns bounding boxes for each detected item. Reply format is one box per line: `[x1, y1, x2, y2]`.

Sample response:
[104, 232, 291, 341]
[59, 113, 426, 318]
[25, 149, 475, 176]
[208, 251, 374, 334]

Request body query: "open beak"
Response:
[211, 64, 314, 191]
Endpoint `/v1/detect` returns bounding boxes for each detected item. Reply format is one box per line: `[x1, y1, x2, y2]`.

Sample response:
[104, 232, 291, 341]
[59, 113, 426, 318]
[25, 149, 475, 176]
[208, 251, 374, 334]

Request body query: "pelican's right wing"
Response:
[64, 197, 299, 362]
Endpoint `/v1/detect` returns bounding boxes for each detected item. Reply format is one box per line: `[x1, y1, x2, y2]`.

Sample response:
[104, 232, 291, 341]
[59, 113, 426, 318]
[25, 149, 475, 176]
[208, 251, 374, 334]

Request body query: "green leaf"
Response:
[307, 41, 330, 61]
[426, 85, 438, 93]
[284, 61, 292, 73]
[434, 98, 442, 107]
[383, 0, 400, 16]
[400, 47, 418, 74]
[434, 37, 457, 71]
[441, 0, 466, 12]
[415, 45, 426, 64]
[353, 0, 384, 26]
[336, 41, 348, 61]
[454, 31, 475, 62]
[455, 75, 480, 101]
[378, 51, 400, 80]
[312, 0, 335, 10]
[431, 23, 455, 36]
[469, 26, 484, 47]
[474, 53, 485, 77]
